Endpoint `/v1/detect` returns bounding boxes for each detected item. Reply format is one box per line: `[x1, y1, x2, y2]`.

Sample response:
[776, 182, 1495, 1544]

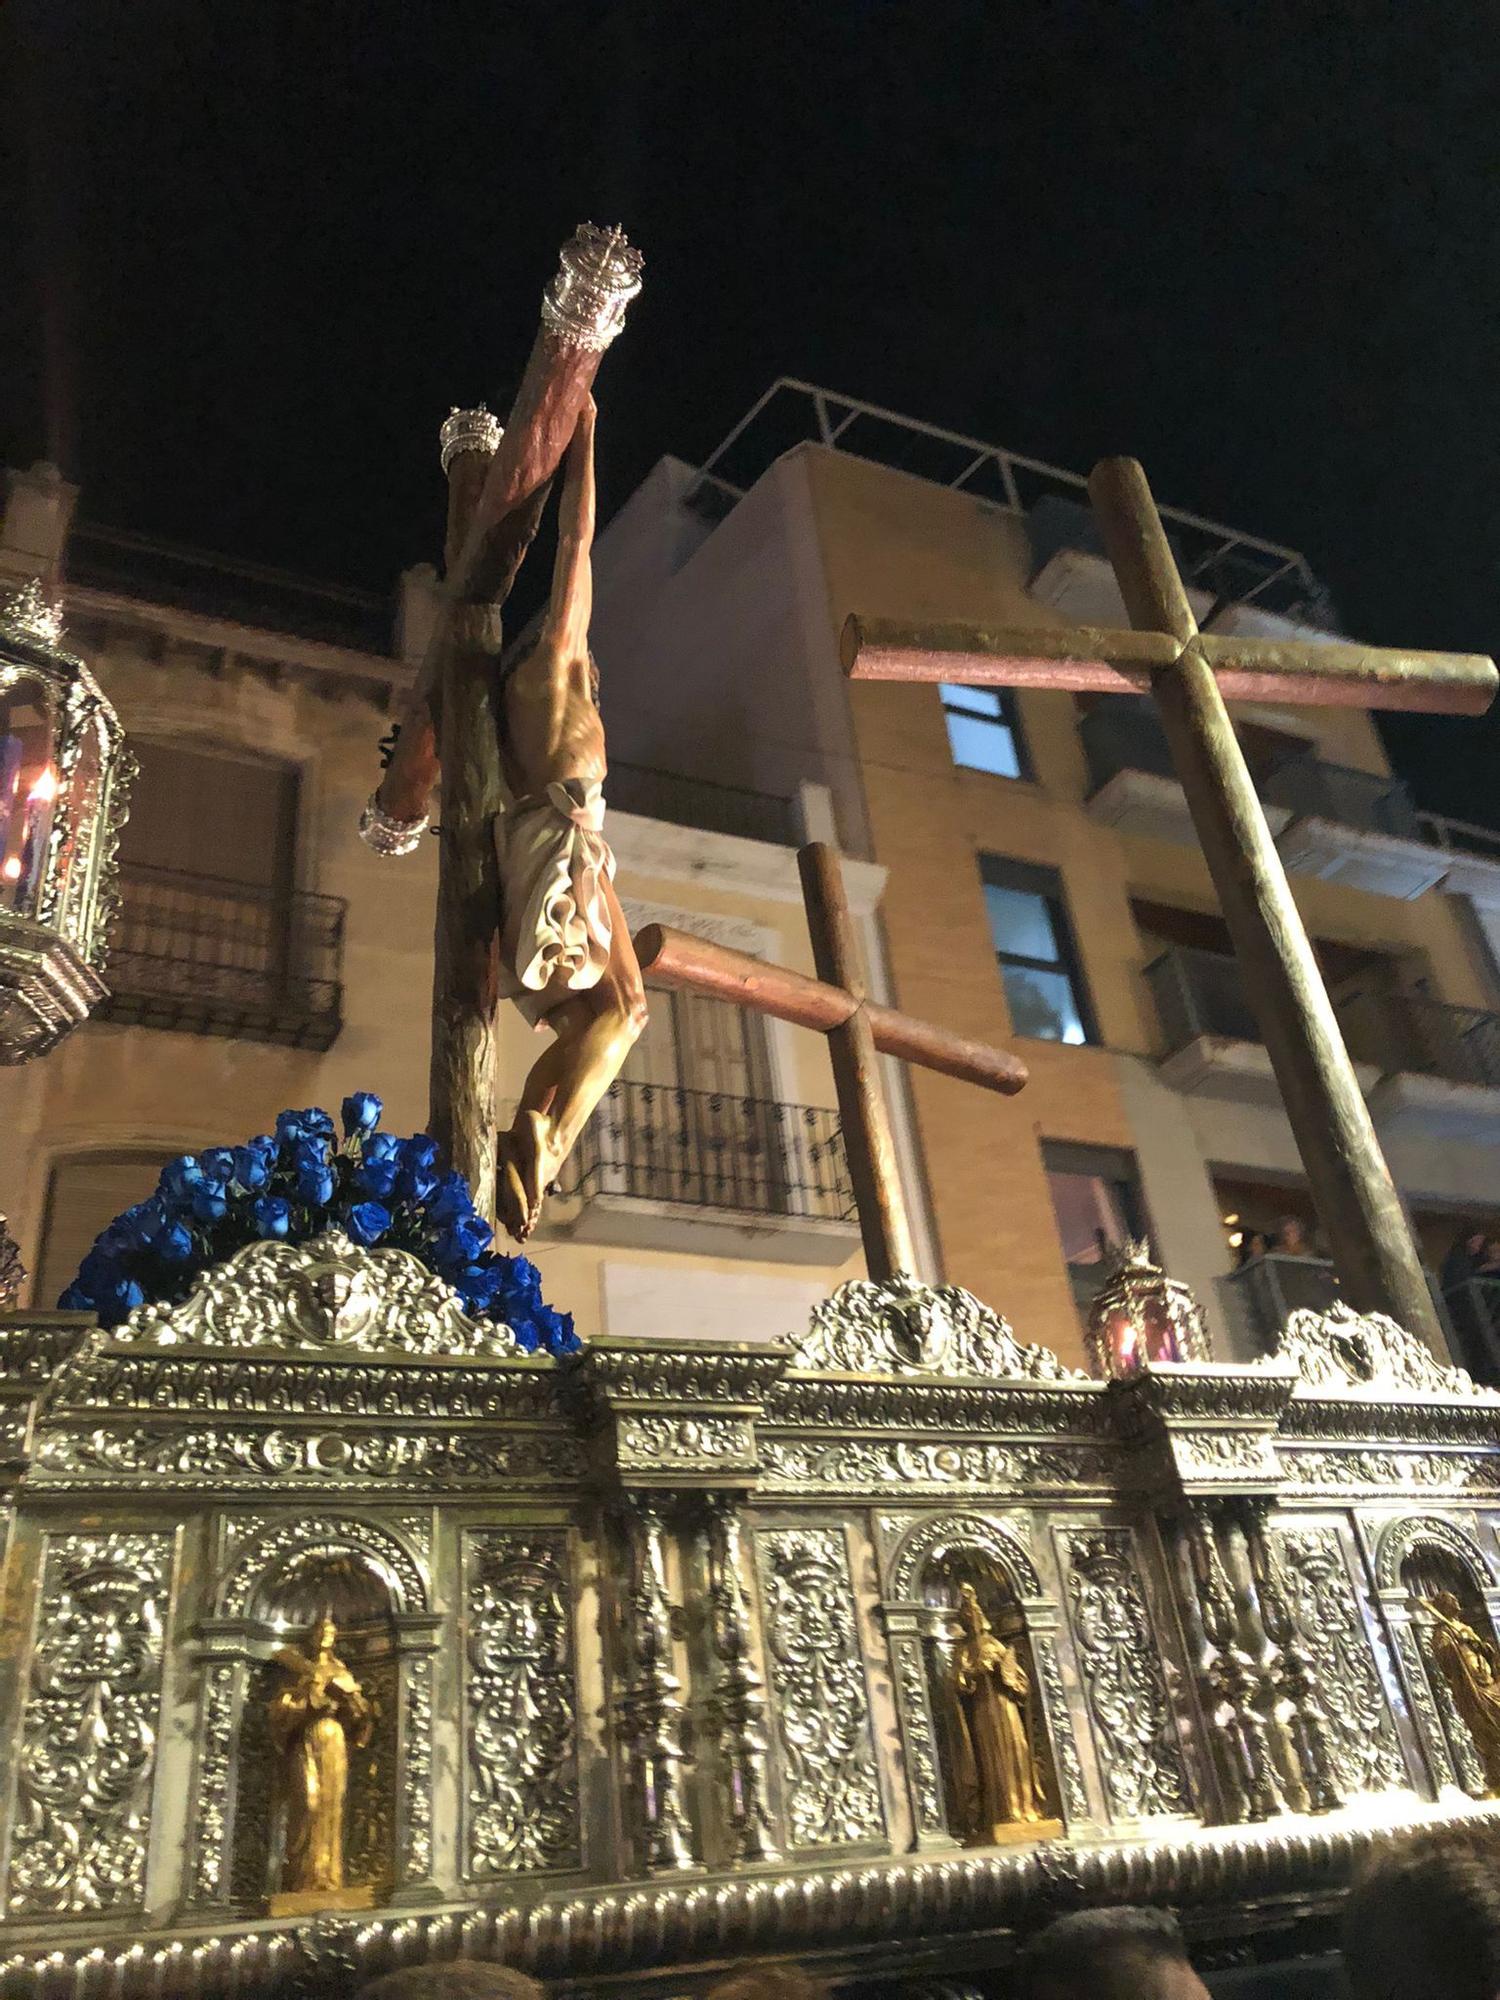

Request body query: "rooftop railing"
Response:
[561, 1079, 854, 1225]
[99, 863, 345, 1051]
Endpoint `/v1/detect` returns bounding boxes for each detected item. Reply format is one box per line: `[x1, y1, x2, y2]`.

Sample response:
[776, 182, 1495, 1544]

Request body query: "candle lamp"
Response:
[1084, 1237, 1212, 1379]
[0, 581, 132, 1062]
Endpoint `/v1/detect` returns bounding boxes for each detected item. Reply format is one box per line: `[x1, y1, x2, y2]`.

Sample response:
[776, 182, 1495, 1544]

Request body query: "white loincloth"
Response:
[494, 776, 617, 1028]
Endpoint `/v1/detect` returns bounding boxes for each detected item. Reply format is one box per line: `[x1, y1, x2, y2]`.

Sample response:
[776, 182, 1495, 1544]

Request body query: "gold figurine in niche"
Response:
[947, 1583, 1046, 1840]
[267, 1615, 376, 1914]
[1423, 1592, 1500, 1793]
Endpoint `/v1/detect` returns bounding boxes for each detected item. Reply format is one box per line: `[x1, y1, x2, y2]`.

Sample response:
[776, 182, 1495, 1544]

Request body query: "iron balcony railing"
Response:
[1084, 701, 1422, 842]
[561, 1078, 855, 1224]
[1224, 1251, 1458, 1356]
[99, 863, 345, 1051]
[608, 763, 797, 847]
[1260, 751, 1421, 841]
[1147, 946, 1500, 1093]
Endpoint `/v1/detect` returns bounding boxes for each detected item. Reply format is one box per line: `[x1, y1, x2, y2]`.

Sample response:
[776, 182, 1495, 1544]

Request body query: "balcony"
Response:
[1147, 946, 1500, 1136]
[1444, 1277, 1500, 1385]
[1082, 699, 1448, 899]
[1419, 813, 1500, 912]
[555, 1078, 860, 1263]
[608, 763, 797, 847]
[1222, 1251, 1462, 1361]
[98, 864, 345, 1051]
[1340, 987, 1500, 1139]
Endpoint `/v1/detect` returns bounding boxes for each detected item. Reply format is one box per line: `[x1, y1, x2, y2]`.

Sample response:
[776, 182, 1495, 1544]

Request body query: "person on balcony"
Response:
[1443, 1227, 1490, 1292]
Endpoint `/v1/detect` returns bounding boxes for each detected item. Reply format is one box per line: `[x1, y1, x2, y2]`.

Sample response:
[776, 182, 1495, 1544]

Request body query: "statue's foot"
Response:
[497, 1111, 552, 1242]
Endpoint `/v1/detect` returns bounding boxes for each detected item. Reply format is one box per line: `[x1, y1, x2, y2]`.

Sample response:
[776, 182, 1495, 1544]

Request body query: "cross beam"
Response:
[634, 842, 1029, 1281]
[842, 456, 1499, 1346]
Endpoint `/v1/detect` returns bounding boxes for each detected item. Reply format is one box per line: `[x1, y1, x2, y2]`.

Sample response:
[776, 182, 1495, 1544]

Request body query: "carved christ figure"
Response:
[268, 1615, 373, 1897]
[948, 1583, 1043, 1838]
[1424, 1591, 1500, 1792]
[492, 396, 647, 1240]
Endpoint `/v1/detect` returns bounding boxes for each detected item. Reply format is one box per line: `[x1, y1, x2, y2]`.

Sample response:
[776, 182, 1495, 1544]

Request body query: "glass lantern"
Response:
[0, 580, 132, 1062]
[1084, 1237, 1212, 1378]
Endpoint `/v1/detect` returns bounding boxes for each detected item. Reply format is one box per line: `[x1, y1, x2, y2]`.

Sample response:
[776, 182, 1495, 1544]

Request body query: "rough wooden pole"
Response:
[1088, 456, 1442, 1344]
[428, 410, 506, 1221]
[798, 843, 917, 1281]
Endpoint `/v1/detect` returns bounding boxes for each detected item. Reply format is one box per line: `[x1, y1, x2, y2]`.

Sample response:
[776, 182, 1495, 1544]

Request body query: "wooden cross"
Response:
[633, 841, 1029, 1280]
[841, 455, 1498, 1344]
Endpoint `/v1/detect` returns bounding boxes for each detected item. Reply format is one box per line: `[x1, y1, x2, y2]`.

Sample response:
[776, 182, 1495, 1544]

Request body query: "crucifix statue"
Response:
[636, 841, 1030, 1280]
[360, 226, 647, 1239]
[841, 456, 1497, 1345]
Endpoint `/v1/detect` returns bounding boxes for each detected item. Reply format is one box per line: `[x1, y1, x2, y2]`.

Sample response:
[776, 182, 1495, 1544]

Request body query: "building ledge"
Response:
[1366, 1070, 1500, 1141]
[1275, 815, 1450, 901]
[1088, 768, 1292, 846]
[1030, 547, 1214, 627]
[1432, 847, 1500, 912]
[1158, 1034, 1380, 1104]
[551, 1191, 861, 1265]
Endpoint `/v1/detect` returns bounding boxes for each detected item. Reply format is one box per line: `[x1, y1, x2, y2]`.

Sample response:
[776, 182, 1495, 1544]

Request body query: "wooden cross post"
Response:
[841, 456, 1498, 1344]
[634, 841, 1030, 1280]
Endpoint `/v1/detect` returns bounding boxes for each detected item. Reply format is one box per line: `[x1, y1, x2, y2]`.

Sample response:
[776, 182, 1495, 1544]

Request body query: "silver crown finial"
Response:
[540, 222, 644, 352]
[0, 578, 64, 649]
[439, 404, 504, 474]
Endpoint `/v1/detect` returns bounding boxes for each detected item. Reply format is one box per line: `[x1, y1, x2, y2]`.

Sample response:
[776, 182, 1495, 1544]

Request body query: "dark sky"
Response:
[6, 1, 1500, 823]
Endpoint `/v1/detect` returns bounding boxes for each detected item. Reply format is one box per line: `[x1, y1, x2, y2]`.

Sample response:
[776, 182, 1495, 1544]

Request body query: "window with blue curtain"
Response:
[978, 853, 1095, 1045]
[940, 683, 1028, 778]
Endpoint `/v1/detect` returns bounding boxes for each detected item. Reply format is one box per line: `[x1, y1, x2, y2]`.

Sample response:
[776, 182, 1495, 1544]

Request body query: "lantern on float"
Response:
[0, 580, 132, 1062]
[1085, 1237, 1212, 1379]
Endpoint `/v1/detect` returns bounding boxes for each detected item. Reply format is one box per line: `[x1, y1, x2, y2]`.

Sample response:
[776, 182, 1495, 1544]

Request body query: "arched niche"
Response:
[191, 1516, 439, 1912]
[1376, 1516, 1500, 1799]
[232, 1551, 399, 1906]
[882, 1515, 1082, 1848]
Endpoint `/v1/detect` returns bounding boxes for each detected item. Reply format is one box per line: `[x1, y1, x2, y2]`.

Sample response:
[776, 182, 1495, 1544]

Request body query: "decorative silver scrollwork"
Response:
[1277, 1302, 1494, 1401]
[1031, 1635, 1090, 1823]
[616, 1500, 696, 1872]
[8, 1531, 172, 1914]
[1269, 1527, 1406, 1799]
[115, 1231, 520, 1359]
[1062, 1530, 1187, 1822]
[756, 1526, 886, 1850]
[700, 1497, 778, 1863]
[790, 1275, 1080, 1381]
[402, 1653, 434, 1882]
[463, 1532, 580, 1878]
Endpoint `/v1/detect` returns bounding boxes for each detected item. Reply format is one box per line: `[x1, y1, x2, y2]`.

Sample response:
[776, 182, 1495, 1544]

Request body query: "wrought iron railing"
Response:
[1337, 988, 1500, 1091]
[1260, 751, 1421, 841]
[1419, 811, 1500, 865]
[99, 863, 345, 1051]
[608, 763, 797, 847]
[561, 1079, 855, 1224]
[1148, 947, 1500, 1093]
[1225, 1251, 1458, 1355]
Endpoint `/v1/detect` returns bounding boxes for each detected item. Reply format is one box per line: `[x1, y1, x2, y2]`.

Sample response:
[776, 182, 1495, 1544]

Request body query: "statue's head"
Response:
[956, 1583, 986, 1635]
[1431, 1590, 1464, 1620]
[313, 1614, 338, 1655]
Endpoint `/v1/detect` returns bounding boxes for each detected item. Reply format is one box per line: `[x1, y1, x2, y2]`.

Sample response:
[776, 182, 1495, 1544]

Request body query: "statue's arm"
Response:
[542, 399, 596, 660]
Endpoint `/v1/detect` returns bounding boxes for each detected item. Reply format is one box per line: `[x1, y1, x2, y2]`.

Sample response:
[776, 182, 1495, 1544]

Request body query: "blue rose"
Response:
[231, 1145, 270, 1192]
[355, 1154, 401, 1199]
[456, 1260, 505, 1313]
[295, 1160, 336, 1207]
[156, 1222, 196, 1264]
[428, 1174, 475, 1226]
[159, 1156, 205, 1204]
[189, 1183, 229, 1224]
[435, 1213, 492, 1270]
[401, 1134, 440, 1174]
[510, 1316, 541, 1354]
[199, 1147, 236, 1185]
[300, 1107, 336, 1144]
[275, 1109, 307, 1148]
[398, 1161, 439, 1205]
[341, 1091, 383, 1137]
[345, 1201, 391, 1246]
[543, 1308, 581, 1357]
[97, 1275, 146, 1326]
[252, 1195, 292, 1238]
[57, 1284, 93, 1311]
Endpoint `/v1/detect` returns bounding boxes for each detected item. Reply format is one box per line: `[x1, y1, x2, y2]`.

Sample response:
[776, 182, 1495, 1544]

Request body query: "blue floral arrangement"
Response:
[57, 1092, 580, 1358]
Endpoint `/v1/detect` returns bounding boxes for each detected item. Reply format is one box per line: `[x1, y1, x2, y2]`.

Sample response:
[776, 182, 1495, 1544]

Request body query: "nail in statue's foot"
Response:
[497, 1111, 552, 1242]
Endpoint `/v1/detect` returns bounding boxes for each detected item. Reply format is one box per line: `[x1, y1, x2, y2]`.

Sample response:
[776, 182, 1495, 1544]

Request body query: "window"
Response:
[940, 683, 1028, 778]
[34, 1149, 181, 1308]
[979, 854, 1094, 1044]
[1043, 1141, 1146, 1304]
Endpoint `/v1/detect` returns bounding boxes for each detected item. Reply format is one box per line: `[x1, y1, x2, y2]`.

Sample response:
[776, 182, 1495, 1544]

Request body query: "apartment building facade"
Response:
[586, 382, 1500, 1372]
[0, 458, 877, 1342]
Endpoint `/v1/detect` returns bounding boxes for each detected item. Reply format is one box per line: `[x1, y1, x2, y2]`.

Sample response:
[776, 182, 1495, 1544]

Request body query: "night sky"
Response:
[6, 2, 1499, 823]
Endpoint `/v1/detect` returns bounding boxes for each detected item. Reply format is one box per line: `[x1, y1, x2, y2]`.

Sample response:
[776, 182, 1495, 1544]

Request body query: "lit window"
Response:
[978, 854, 1094, 1045]
[1042, 1141, 1146, 1304]
[940, 683, 1027, 778]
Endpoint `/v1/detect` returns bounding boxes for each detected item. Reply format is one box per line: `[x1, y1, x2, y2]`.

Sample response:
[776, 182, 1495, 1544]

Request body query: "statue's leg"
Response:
[497, 881, 647, 1239]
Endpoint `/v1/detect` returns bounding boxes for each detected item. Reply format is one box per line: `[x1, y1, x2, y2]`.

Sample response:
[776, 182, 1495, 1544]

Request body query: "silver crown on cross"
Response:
[439, 403, 504, 474]
[541, 222, 644, 352]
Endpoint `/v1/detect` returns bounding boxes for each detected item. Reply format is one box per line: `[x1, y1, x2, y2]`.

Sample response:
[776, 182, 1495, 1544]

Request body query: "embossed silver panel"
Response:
[463, 1530, 581, 1877]
[755, 1526, 885, 1850]
[8, 1530, 173, 1914]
